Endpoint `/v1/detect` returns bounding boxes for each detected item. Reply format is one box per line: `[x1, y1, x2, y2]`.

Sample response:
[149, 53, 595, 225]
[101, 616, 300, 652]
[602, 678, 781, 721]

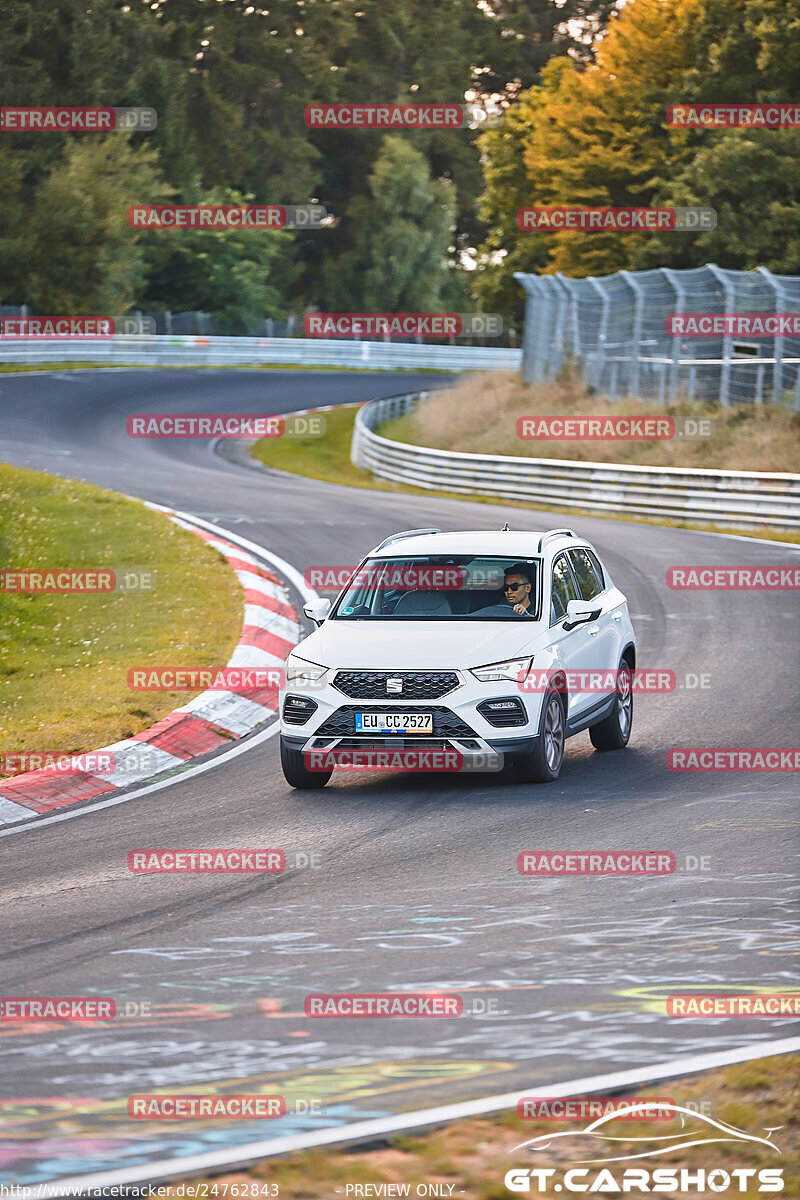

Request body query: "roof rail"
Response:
[373, 528, 442, 553]
[537, 528, 577, 553]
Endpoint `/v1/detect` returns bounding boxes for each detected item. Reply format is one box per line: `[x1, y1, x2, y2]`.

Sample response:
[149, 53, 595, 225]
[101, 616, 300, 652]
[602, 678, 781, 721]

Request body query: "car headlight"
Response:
[470, 656, 533, 684]
[285, 654, 328, 683]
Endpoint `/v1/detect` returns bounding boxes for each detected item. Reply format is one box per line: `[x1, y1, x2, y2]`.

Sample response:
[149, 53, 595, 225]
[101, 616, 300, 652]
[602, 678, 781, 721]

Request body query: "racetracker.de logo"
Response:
[668, 748, 800, 772]
[127, 667, 284, 691]
[305, 104, 465, 128]
[127, 204, 326, 229]
[127, 850, 286, 873]
[517, 1097, 676, 1121]
[517, 852, 676, 875]
[304, 565, 467, 590]
[517, 207, 716, 232]
[667, 566, 800, 589]
[518, 416, 673, 440]
[303, 313, 502, 338]
[517, 669, 675, 694]
[304, 993, 462, 1017]
[128, 1095, 285, 1119]
[1, 997, 116, 1021]
[304, 748, 465, 773]
[667, 313, 800, 337]
[0, 107, 156, 131]
[667, 103, 800, 128]
[667, 993, 800, 1016]
[0, 752, 116, 776]
[127, 414, 299, 438]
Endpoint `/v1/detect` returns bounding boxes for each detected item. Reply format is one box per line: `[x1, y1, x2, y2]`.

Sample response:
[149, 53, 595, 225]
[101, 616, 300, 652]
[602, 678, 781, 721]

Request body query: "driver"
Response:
[503, 564, 534, 616]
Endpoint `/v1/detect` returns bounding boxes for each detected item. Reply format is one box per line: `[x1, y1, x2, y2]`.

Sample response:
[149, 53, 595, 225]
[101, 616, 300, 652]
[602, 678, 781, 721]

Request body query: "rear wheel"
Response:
[280, 737, 332, 789]
[517, 690, 565, 783]
[589, 658, 633, 751]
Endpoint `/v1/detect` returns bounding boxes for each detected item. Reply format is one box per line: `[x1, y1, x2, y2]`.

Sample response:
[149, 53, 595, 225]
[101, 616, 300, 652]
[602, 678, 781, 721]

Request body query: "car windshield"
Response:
[330, 555, 542, 620]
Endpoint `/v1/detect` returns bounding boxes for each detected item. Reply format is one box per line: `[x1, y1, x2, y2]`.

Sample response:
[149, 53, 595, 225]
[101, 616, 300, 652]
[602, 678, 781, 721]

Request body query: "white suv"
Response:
[279, 527, 636, 789]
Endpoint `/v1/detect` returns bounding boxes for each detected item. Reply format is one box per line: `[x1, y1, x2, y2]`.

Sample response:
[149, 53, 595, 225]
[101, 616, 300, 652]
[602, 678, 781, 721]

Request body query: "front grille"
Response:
[316, 705, 477, 739]
[333, 670, 460, 700]
[477, 697, 527, 728]
[283, 694, 318, 726]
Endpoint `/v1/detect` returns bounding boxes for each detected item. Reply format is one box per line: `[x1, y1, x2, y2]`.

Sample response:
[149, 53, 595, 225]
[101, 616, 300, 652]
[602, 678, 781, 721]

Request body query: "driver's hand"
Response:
[512, 602, 527, 615]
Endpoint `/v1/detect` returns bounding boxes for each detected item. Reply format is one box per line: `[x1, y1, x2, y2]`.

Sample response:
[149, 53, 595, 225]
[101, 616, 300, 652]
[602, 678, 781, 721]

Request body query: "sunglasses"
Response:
[503, 581, 526, 591]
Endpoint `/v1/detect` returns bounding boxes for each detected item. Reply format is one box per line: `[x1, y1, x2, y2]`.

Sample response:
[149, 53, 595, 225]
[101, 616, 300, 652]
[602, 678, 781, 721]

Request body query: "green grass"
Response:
[0, 361, 457, 375]
[0, 464, 242, 768]
[250, 404, 800, 544]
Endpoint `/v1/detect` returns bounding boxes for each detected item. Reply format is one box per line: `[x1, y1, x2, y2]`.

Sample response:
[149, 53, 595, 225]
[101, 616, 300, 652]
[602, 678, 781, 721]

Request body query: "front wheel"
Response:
[280, 737, 332, 789]
[517, 690, 565, 783]
[589, 659, 633, 751]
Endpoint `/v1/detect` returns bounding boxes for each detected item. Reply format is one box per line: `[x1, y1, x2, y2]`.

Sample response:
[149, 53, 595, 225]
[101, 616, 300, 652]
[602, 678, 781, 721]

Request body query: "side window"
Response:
[585, 549, 605, 591]
[551, 554, 579, 624]
[569, 548, 602, 601]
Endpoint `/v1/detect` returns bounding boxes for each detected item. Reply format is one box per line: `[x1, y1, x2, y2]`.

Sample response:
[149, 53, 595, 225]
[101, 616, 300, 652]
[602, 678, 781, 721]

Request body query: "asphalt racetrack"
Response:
[0, 368, 798, 1185]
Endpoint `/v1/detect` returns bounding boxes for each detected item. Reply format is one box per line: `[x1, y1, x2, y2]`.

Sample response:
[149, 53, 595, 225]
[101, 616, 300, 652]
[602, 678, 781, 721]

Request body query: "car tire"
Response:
[517, 690, 565, 783]
[280, 737, 332, 789]
[589, 657, 633, 751]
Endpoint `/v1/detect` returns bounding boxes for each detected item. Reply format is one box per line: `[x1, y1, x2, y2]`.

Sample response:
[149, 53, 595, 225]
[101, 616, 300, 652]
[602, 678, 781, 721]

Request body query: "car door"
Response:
[568, 546, 620, 673]
[549, 552, 602, 720]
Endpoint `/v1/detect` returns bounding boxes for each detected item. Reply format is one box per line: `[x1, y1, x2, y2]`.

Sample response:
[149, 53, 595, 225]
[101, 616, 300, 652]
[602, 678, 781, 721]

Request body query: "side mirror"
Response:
[303, 597, 331, 626]
[563, 599, 601, 631]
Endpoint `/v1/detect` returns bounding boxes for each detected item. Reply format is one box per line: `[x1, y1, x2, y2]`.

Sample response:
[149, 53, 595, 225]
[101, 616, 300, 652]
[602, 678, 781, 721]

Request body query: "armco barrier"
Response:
[351, 392, 800, 531]
[0, 334, 521, 372]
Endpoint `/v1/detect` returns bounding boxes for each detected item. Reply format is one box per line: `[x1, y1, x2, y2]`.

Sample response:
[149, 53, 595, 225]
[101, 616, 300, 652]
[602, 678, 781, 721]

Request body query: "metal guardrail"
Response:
[351, 392, 800, 531]
[0, 334, 521, 372]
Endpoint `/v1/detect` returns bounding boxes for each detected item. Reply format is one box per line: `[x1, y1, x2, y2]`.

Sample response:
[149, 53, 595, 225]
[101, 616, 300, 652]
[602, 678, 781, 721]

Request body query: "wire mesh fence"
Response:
[515, 264, 800, 407]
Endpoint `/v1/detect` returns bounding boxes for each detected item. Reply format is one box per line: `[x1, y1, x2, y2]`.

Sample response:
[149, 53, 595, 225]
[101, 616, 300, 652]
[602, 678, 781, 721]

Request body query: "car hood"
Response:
[293, 619, 542, 670]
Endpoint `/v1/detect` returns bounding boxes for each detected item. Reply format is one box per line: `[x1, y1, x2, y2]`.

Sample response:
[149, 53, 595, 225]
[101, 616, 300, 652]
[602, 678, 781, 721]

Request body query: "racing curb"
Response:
[0, 507, 301, 826]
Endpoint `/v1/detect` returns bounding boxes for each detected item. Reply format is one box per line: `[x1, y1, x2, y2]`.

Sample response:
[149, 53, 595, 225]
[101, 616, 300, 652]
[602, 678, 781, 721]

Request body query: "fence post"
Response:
[661, 268, 683, 405]
[706, 263, 733, 406]
[514, 273, 540, 383]
[619, 270, 643, 398]
[586, 276, 610, 395]
[755, 265, 783, 404]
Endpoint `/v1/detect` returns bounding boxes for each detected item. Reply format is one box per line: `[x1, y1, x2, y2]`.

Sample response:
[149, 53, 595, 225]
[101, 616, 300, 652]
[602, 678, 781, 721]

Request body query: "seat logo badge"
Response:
[387, 677, 403, 694]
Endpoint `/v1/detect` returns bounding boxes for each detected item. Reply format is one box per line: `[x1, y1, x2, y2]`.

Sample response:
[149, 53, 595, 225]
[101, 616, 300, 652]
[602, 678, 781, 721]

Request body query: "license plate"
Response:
[355, 711, 433, 734]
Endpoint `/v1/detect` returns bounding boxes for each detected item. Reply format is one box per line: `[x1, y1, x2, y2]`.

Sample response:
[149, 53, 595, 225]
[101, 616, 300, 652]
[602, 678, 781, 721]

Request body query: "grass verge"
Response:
[163, 1052, 799, 1198]
[0, 464, 242, 770]
[380, 370, 800, 474]
[0, 361, 456, 375]
[250, 404, 800, 544]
